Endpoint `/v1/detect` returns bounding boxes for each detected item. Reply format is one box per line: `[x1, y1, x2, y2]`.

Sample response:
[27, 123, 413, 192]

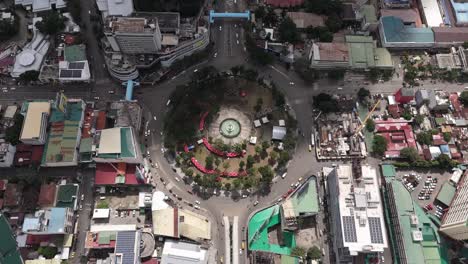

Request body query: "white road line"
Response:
[269, 65, 290, 80]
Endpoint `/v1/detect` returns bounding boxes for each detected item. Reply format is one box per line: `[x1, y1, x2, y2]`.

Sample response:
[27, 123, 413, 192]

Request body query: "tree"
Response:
[258, 166, 274, 184]
[233, 178, 242, 189]
[313, 93, 338, 113]
[262, 141, 270, 151]
[290, 246, 306, 258]
[224, 182, 231, 191]
[205, 156, 214, 170]
[245, 34, 274, 65]
[400, 147, 420, 163]
[328, 69, 345, 80]
[255, 146, 262, 155]
[246, 155, 255, 169]
[372, 135, 387, 156]
[401, 110, 412, 120]
[306, 26, 333, 42]
[278, 17, 300, 43]
[0, 18, 19, 40]
[5, 114, 24, 145]
[325, 14, 343, 33]
[305, 0, 343, 15]
[215, 157, 221, 167]
[414, 114, 424, 125]
[194, 174, 202, 184]
[223, 162, 230, 170]
[239, 161, 245, 171]
[365, 119, 375, 132]
[19, 70, 39, 83]
[35, 12, 68, 35]
[263, 8, 278, 27]
[460, 91, 468, 106]
[294, 58, 320, 83]
[277, 151, 290, 168]
[417, 131, 433, 146]
[254, 6, 266, 20]
[443, 132, 452, 143]
[436, 154, 453, 169]
[38, 247, 58, 259]
[185, 169, 194, 177]
[307, 246, 322, 260]
[357, 88, 370, 100]
[463, 42, 468, 49]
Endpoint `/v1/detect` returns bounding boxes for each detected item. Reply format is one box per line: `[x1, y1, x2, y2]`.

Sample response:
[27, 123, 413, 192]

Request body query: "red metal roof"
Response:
[96, 111, 106, 130]
[26, 234, 54, 245]
[38, 184, 57, 207]
[95, 163, 139, 185]
[4, 184, 21, 207]
[375, 120, 416, 157]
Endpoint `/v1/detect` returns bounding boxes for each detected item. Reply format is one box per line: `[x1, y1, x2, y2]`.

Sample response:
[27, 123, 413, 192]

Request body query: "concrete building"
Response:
[105, 16, 162, 54]
[15, 0, 66, 13]
[22, 207, 74, 235]
[327, 165, 388, 263]
[0, 142, 16, 167]
[440, 171, 468, 240]
[383, 178, 443, 263]
[96, 0, 134, 19]
[419, 0, 445, 27]
[152, 208, 211, 242]
[93, 127, 142, 164]
[0, 213, 24, 264]
[41, 99, 85, 167]
[161, 240, 207, 264]
[11, 32, 50, 77]
[379, 16, 434, 49]
[19, 101, 51, 145]
[39, 45, 91, 83]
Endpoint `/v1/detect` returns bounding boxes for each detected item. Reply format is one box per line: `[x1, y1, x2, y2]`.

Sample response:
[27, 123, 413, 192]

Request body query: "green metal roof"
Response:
[248, 205, 295, 255]
[0, 214, 23, 264]
[436, 182, 456, 207]
[79, 138, 93, 153]
[64, 44, 87, 62]
[281, 255, 299, 264]
[346, 35, 375, 68]
[381, 164, 396, 178]
[98, 231, 116, 245]
[56, 184, 78, 208]
[374, 48, 393, 68]
[381, 16, 434, 44]
[290, 176, 319, 215]
[386, 180, 443, 264]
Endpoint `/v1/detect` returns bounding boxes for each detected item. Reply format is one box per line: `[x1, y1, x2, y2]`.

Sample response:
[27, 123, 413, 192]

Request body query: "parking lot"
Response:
[395, 169, 451, 217]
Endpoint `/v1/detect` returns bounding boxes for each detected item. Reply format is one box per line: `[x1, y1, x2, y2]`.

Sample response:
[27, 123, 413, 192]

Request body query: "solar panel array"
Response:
[115, 231, 136, 264]
[68, 62, 85, 69]
[342, 216, 357, 242]
[59, 70, 82, 78]
[368, 217, 384, 244]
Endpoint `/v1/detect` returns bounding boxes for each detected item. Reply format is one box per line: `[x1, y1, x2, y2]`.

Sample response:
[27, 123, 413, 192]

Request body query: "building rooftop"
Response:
[94, 127, 141, 163]
[20, 101, 51, 142]
[107, 16, 159, 34]
[380, 8, 422, 27]
[380, 16, 434, 44]
[385, 179, 443, 264]
[42, 100, 84, 166]
[282, 176, 319, 220]
[115, 230, 140, 264]
[450, 0, 468, 24]
[55, 184, 78, 209]
[314, 42, 349, 62]
[96, 0, 134, 19]
[0, 214, 23, 264]
[179, 209, 211, 241]
[436, 182, 456, 207]
[359, 5, 377, 24]
[420, 0, 444, 27]
[346, 35, 376, 68]
[381, 164, 396, 178]
[161, 239, 207, 264]
[441, 171, 468, 226]
[95, 163, 141, 185]
[334, 165, 388, 254]
[64, 45, 87, 62]
[38, 183, 57, 207]
[286, 12, 325, 29]
[108, 101, 142, 132]
[432, 27, 468, 43]
[153, 208, 179, 238]
[11, 32, 50, 77]
[4, 184, 22, 207]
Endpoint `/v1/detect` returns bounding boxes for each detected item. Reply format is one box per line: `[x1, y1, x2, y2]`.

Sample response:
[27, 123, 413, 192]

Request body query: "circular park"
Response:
[163, 66, 297, 192]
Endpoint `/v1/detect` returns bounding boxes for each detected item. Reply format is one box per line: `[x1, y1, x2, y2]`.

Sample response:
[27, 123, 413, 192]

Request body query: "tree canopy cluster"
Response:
[313, 93, 338, 113]
[35, 12, 68, 35]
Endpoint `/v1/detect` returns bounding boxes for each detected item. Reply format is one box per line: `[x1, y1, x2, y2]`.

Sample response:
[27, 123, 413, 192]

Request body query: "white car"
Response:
[236, 40, 239, 45]
[195, 200, 201, 205]
[219, 26, 222, 31]
[193, 69, 198, 73]
[10, 87, 16, 90]
[166, 100, 171, 106]
[175, 177, 180, 182]
[153, 116, 157, 121]
[253, 200, 259, 206]
[289, 82, 295, 85]
[242, 194, 247, 198]
[214, 53, 217, 58]
[236, 33, 239, 38]
[281, 173, 287, 179]
[194, 205, 200, 210]
[81, 194, 84, 201]
[337, 87, 343, 90]
[108, 90, 114, 94]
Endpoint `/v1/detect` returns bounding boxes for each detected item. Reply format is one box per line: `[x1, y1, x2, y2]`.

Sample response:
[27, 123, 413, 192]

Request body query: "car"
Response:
[381, 256, 385, 263]
[427, 204, 433, 210]
[193, 69, 198, 73]
[242, 194, 248, 198]
[290, 183, 294, 188]
[108, 90, 115, 94]
[308, 144, 312, 151]
[331, 163, 337, 167]
[236, 33, 239, 38]
[133, 210, 136, 217]
[337, 87, 343, 90]
[236, 40, 239, 45]
[79, 204, 83, 210]
[294, 182, 300, 188]
[166, 100, 171, 106]
[194, 205, 200, 209]
[213, 190, 217, 195]
[175, 177, 180, 182]
[253, 200, 259, 206]
[298, 177, 303, 182]
[214, 53, 217, 58]
[277, 197, 283, 203]
[195, 200, 201, 205]
[219, 26, 222, 31]
[10, 87, 16, 90]
[94, 96, 100, 100]
[81, 194, 84, 201]
[88, 10, 91, 14]
[281, 173, 287, 179]
[239, 249, 242, 255]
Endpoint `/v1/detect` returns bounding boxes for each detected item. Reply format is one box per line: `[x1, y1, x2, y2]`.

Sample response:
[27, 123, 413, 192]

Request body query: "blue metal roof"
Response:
[115, 231, 137, 264]
[381, 16, 434, 44]
[48, 208, 67, 233]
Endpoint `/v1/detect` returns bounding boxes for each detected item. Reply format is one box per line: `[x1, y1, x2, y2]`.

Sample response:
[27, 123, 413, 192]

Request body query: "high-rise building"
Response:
[105, 16, 162, 54]
[440, 171, 468, 240]
[19, 101, 51, 145]
[326, 164, 388, 263]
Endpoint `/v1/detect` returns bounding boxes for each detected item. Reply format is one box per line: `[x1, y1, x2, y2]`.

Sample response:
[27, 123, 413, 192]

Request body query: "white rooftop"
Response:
[442, 171, 468, 226]
[98, 127, 121, 154]
[96, 0, 134, 19]
[90, 224, 136, 232]
[334, 165, 388, 255]
[420, 0, 444, 27]
[151, 191, 169, 211]
[11, 32, 50, 77]
[92, 209, 110, 219]
[15, 0, 66, 12]
[161, 239, 207, 264]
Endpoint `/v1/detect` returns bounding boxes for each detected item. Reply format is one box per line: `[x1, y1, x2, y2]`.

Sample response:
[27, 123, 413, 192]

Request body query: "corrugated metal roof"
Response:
[99, 128, 122, 154]
[115, 231, 137, 264]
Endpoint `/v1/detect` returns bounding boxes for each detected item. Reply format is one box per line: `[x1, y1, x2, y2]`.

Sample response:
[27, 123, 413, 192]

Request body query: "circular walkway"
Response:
[208, 106, 252, 145]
